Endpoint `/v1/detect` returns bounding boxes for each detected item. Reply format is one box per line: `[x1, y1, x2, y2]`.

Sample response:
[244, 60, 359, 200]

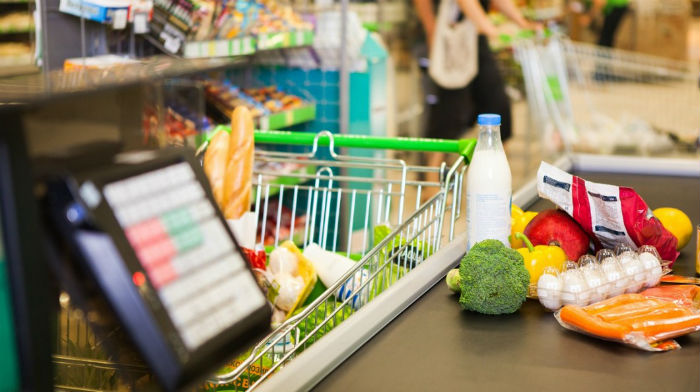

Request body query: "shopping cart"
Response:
[515, 37, 700, 156]
[53, 130, 476, 391]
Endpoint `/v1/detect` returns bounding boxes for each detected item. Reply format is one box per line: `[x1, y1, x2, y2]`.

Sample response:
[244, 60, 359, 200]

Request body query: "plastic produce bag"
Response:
[536, 162, 678, 264]
[555, 293, 700, 351]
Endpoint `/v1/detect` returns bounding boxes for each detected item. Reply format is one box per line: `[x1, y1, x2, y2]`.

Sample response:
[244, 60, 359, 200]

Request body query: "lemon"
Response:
[653, 207, 693, 250]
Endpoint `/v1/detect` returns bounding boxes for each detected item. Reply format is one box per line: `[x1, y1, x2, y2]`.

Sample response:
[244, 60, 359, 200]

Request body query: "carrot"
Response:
[560, 305, 631, 340]
[583, 294, 646, 314]
[629, 314, 700, 342]
[612, 307, 689, 327]
[596, 299, 672, 323]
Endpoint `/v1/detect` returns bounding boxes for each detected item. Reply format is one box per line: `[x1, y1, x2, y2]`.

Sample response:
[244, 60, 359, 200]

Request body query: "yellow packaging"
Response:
[279, 241, 317, 318]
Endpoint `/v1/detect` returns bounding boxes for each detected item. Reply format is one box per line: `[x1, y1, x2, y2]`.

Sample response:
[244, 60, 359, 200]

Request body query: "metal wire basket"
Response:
[53, 130, 475, 391]
[516, 37, 700, 156]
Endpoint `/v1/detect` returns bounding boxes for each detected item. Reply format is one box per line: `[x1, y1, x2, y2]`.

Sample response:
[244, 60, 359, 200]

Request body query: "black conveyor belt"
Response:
[315, 172, 700, 392]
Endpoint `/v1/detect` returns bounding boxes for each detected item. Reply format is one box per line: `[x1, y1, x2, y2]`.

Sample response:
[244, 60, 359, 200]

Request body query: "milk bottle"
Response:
[466, 114, 512, 250]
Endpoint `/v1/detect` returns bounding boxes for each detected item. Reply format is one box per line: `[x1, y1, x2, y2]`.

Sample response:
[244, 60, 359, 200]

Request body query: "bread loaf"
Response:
[203, 129, 230, 208]
[222, 106, 254, 219]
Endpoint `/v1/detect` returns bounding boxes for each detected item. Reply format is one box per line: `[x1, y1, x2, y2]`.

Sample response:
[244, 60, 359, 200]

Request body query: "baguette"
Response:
[203, 129, 231, 209]
[223, 106, 254, 219]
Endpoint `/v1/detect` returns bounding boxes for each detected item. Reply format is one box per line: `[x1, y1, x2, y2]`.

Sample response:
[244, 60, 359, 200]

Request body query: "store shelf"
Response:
[0, 63, 37, 77]
[0, 55, 242, 105]
[182, 30, 314, 59]
[0, 27, 33, 34]
[256, 30, 313, 50]
[259, 103, 316, 130]
[183, 36, 256, 59]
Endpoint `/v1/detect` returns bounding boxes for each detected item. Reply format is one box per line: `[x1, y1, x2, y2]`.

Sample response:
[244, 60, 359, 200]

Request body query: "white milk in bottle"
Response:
[466, 114, 512, 250]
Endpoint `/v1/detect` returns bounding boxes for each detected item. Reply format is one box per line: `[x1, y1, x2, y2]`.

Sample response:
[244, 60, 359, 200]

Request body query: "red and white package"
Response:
[536, 162, 679, 264]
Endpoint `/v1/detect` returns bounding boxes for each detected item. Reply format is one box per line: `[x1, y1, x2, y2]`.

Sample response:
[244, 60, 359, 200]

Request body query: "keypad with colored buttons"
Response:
[103, 162, 265, 351]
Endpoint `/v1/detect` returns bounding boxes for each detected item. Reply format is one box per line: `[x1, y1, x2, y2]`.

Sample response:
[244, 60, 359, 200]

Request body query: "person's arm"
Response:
[456, 0, 499, 37]
[490, 0, 534, 29]
[414, 0, 437, 47]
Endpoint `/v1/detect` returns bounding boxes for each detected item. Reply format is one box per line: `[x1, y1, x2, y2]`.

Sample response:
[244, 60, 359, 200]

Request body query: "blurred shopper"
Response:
[414, 0, 537, 196]
[578, 0, 630, 47]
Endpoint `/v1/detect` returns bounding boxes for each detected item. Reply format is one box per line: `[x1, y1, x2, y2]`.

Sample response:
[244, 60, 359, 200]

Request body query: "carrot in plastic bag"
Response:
[641, 285, 700, 309]
[611, 307, 689, 327]
[628, 314, 700, 342]
[583, 294, 645, 314]
[559, 305, 631, 340]
[596, 299, 674, 323]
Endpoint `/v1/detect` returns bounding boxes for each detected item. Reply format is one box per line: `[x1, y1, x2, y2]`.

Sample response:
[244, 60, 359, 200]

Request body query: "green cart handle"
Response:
[211, 126, 476, 163]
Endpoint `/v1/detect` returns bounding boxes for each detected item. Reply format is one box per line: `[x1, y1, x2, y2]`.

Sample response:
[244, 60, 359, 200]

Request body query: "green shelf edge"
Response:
[259, 104, 316, 130]
[181, 30, 313, 59]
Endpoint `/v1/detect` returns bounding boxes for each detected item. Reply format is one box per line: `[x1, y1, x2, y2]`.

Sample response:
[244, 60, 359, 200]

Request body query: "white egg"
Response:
[620, 259, 645, 293]
[617, 251, 639, 266]
[268, 247, 299, 276]
[561, 270, 590, 306]
[601, 257, 626, 297]
[581, 267, 607, 303]
[639, 252, 662, 287]
[537, 273, 562, 310]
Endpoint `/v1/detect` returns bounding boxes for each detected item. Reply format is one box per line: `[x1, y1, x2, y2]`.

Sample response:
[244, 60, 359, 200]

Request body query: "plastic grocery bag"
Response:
[536, 162, 679, 264]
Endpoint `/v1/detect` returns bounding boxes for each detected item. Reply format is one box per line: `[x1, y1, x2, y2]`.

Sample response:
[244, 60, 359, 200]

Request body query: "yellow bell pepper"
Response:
[509, 207, 538, 248]
[514, 232, 567, 285]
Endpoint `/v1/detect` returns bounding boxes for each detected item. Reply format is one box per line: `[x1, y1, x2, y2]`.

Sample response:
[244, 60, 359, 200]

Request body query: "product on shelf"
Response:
[142, 102, 213, 146]
[202, 106, 254, 220]
[0, 10, 33, 32]
[0, 42, 31, 66]
[537, 161, 679, 263]
[64, 54, 140, 71]
[149, 0, 312, 55]
[536, 245, 666, 311]
[556, 291, 700, 351]
[58, 0, 132, 28]
[204, 79, 312, 127]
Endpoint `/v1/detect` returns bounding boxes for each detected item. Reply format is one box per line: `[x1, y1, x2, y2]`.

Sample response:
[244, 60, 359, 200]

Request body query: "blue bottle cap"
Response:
[477, 113, 501, 126]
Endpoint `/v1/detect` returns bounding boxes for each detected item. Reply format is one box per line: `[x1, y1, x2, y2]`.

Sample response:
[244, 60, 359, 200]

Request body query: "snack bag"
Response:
[536, 162, 678, 264]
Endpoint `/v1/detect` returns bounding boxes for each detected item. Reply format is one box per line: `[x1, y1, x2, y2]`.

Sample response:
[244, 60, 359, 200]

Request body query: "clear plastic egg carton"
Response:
[533, 245, 671, 311]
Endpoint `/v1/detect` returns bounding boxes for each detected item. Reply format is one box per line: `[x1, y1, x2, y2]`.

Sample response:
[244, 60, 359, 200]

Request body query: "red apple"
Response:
[523, 209, 591, 261]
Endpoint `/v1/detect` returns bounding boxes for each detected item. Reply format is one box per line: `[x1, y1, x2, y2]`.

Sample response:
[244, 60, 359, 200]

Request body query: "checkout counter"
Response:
[258, 156, 700, 392]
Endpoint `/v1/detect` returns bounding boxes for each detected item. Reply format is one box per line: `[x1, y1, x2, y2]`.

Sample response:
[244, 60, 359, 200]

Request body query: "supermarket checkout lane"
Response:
[313, 171, 700, 392]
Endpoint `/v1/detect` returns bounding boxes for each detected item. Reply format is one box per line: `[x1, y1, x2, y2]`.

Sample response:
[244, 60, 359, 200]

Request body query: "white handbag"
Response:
[428, 0, 478, 89]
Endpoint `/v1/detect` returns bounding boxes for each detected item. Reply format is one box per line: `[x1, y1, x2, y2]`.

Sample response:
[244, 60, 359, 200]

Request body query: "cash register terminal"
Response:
[41, 147, 270, 391]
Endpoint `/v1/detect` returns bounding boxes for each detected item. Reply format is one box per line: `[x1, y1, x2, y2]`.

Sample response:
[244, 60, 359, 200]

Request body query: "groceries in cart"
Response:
[203, 106, 255, 220]
[555, 290, 700, 352]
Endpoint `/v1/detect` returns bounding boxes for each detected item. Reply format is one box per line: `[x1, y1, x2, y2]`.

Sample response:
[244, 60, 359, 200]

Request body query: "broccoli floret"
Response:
[458, 239, 529, 315]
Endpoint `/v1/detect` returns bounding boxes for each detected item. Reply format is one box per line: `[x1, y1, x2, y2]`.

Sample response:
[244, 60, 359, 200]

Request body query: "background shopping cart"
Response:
[53, 131, 475, 391]
[515, 37, 700, 156]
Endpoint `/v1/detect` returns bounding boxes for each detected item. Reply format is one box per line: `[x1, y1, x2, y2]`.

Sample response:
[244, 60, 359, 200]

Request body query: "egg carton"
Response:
[530, 245, 671, 311]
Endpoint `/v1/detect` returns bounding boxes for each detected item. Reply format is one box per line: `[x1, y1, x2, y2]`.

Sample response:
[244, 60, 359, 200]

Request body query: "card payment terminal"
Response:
[42, 147, 271, 391]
